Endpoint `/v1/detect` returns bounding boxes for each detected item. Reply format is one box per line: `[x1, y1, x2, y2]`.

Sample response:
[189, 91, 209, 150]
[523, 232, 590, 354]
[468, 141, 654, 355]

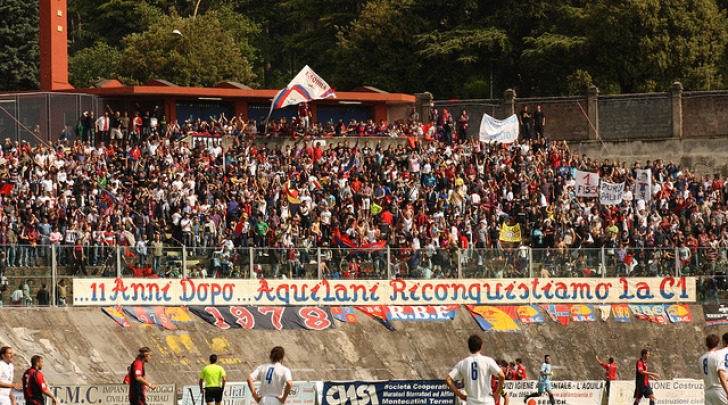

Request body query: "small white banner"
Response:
[600, 181, 625, 205]
[479, 114, 519, 143]
[575, 170, 599, 197]
[635, 169, 652, 203]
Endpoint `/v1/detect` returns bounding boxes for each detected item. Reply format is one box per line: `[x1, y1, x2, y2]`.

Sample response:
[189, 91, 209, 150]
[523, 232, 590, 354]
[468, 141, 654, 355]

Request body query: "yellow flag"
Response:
[499, 223, 522, 243]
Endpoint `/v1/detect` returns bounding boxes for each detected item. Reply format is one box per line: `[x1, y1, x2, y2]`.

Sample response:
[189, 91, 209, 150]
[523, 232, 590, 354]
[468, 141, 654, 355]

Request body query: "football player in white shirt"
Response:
[0, 347, 22, 405]
[446, 335, 505, 405]
[703, 333, 728, 405]
[247, 347, 292, 405]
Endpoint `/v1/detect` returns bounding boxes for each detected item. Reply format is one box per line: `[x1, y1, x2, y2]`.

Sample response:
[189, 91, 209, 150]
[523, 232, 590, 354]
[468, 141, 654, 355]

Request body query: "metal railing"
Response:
[0, 244, 726, 306]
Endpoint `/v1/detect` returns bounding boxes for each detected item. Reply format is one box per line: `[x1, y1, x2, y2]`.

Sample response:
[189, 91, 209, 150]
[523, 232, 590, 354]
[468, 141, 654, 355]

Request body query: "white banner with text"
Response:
[73, 277, 695, 306]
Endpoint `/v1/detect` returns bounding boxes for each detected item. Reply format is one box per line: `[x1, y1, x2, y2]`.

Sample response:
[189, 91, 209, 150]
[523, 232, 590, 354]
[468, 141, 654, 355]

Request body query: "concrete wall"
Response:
[569, 139, 728, 176]
[516, 97, 589, 141]
[0, 307, 707, 387]
[432, 82, 728, 142]
[683, 91, 728, 138]
[598, 94, 672, 140]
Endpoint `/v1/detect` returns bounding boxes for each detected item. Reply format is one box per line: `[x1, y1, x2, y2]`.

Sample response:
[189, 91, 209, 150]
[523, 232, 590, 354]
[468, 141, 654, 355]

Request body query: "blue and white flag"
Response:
[267, 65, 336, 120]
[479, 113, 519, 143]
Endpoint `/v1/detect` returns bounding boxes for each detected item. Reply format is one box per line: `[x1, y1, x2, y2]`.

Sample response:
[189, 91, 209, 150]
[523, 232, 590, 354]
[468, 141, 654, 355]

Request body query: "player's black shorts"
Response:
[130, 396, 148, 405]
[634, 385, 654, 398]
[205, 387, 224, 403]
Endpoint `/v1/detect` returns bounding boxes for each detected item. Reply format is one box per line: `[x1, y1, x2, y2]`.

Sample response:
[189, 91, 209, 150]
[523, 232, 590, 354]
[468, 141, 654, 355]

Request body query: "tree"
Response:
[68, 0, 163, 54]
[69, 42, 123, 88]
[232, 0, 360, 89]
[0, 0, 39, 90]
[520, 4, 591, 95]
[335, 0, 427, 92]
[212, 4, 261, 80]
[585, 0, 728, 92]
[118, 13, 256, 87]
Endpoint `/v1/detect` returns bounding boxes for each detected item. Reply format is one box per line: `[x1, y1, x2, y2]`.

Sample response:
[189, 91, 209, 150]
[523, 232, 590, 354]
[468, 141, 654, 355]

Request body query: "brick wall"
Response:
[598, 94, 672, 140]
[517, 98, 588, 141]
[429, 84, 728, 142]
[682, 91, 728, 138]
[431, 100, 503, 140]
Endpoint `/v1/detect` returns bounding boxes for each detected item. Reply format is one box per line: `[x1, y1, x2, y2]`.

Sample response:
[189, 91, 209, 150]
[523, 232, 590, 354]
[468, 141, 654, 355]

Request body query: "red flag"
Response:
[125, 247, 136, 258]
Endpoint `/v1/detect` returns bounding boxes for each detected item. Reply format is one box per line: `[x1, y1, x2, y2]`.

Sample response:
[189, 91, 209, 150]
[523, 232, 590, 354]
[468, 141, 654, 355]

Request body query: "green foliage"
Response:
[213, 5, 259, 59]
[461, 79, 492, 99]
[0, 0, 39, 90]
[565, 69, 593, 96]
[335, 0, 426, 92]
[26, 0, 728, 94]
[234, 0, 361, 88]
[117, 14, 255, 87]
[69, 42, 123, 88]
[68, 0, 163, 54]
[586, 0, 728, 92]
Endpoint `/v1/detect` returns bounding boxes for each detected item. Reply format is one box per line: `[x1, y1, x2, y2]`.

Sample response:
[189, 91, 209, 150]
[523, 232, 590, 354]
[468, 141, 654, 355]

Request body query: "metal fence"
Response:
[0, 244, 725, 307]
[0, 92, 96, 144]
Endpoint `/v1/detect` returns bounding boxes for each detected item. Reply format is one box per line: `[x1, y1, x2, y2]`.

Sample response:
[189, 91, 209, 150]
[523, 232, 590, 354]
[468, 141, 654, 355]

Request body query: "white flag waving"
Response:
[479, 114, 519, 144]
[575, 169, 599, 197]
[267, 65, 336, 119]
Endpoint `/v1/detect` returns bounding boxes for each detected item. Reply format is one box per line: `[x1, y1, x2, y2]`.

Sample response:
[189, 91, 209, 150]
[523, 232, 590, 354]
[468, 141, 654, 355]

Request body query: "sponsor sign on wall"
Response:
[608, 380, 703, 405]
[179, 382, 316, 405]
[505, 380, 604, 405]
[13, 385, 176, 405]
[73, 277, 695, 306]
[322, 380, 454, 405]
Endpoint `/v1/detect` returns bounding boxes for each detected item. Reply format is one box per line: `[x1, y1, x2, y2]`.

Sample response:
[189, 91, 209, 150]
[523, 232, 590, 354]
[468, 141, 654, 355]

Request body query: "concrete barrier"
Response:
[0, 305, 708, 389]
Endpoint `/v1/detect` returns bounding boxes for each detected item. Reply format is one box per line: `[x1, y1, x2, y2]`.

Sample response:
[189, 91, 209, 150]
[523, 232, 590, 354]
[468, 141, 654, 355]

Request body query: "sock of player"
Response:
[549, 394, 555, 405]
[649, 401, 654, 405]
[524, 393, 537, 403]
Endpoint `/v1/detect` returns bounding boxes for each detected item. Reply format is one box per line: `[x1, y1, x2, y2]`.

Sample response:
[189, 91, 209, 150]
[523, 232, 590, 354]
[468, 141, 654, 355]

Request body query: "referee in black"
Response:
[199, 354, 226, 405]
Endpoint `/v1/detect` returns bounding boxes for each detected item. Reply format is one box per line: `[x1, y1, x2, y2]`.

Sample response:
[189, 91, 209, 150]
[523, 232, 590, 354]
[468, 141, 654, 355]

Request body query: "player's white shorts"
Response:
[259, 397, 284, 405]
[464, 396, 495, 405]
[705, 388, 728, 405]
[0, 395, 12, 405]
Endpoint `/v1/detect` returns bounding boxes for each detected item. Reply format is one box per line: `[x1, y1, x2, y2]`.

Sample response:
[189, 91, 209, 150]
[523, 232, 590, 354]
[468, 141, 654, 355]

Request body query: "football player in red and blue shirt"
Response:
[129, 347, 157, 405]
[634, 349, 659, 405]
[22, 355, 58, 405]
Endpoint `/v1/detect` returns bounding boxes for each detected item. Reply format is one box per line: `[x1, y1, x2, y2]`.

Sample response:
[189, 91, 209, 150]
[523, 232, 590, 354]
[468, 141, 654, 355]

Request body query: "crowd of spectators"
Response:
[67, 104, 466, 142]
[0, 104, 727, 304]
